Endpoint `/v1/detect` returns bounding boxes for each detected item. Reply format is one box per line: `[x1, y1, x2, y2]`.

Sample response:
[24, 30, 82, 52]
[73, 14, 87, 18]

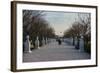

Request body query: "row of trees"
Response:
[23, 10, 55, 48]
[64, 13, 91, 53]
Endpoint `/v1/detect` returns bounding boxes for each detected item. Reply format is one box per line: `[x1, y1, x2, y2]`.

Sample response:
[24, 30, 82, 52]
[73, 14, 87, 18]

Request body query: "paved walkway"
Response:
[23, 39, 90, 62]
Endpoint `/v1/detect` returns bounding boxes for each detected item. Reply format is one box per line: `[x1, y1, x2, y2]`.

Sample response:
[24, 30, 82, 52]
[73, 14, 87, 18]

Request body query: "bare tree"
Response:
[23, 10, 55, 47]
[64, 21, 82, 46]
[78, 13, 91, 53]
[64, 13, 91, 52]
[78, 13, 91, 38]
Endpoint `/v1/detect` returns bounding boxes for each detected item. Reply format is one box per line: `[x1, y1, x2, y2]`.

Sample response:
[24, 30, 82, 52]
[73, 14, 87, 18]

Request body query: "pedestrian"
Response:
[58, 39, 62, 45]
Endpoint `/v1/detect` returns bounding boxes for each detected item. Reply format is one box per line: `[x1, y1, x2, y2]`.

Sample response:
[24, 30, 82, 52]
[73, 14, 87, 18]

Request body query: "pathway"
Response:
[23, 39, 90, 62]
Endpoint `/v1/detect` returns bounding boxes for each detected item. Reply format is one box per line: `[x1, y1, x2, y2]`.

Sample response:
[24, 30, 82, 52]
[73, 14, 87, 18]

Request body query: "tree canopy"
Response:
[23, 10, 55, 42]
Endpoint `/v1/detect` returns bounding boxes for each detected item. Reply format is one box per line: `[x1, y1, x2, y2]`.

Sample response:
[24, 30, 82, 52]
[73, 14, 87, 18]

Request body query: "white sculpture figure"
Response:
[35, 36, 40, 49]
[42, 37, 45, 46]
[45, 37, 48, 44]
[75, 37, 77, 46]
[79, 36, 84, 52]
[24, 35, 31, 53]
[47, 38, 49, 43]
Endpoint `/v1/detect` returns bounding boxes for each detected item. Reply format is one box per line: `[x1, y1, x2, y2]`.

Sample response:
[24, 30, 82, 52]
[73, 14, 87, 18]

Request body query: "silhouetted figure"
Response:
[57, 39, 62, 45]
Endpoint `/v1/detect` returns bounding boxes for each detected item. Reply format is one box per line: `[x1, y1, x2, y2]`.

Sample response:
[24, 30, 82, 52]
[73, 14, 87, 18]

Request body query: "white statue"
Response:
[42, 37, 45, 46]
[35, 36, 40, 49]
[24, 35, 31, 53]
[79, 37, 84, 52]
[45, 37, 48, 44]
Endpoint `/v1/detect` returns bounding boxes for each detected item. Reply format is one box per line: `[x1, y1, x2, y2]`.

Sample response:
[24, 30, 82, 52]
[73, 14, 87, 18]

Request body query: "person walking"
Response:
[58, 38, 62, 45]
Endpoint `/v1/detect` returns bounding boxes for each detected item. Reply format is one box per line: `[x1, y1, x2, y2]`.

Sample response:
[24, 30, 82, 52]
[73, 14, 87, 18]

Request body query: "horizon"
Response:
[43, 11, 80, 36]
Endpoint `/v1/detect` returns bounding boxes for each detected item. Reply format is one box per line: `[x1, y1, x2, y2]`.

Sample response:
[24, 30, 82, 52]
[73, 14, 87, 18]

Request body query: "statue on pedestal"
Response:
[35, 36, 40, 49]
[79, 36, 84, 52]
[42, 37, 45, 46]
[24, 35, 31, 53]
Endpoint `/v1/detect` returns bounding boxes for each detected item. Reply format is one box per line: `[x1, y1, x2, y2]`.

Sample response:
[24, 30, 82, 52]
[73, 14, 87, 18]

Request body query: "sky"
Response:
[43, 11, 79, 36]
